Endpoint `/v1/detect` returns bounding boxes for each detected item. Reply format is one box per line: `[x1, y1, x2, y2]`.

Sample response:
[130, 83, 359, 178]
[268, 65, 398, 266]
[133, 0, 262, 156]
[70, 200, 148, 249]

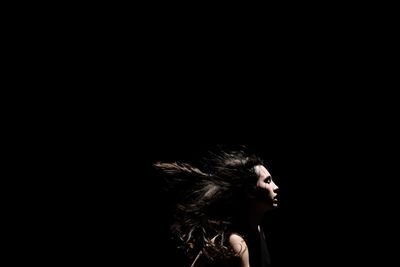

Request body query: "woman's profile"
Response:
[154, 146, 279, 267]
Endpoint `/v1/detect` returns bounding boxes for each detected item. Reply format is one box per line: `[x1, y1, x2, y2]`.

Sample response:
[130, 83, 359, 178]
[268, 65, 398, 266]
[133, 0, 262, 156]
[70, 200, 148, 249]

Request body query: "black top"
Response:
[259, 227, 271, 267]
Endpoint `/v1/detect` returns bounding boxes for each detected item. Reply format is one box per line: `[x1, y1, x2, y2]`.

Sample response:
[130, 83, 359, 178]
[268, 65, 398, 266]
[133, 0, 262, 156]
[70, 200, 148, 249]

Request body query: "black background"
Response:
[64, 136, 392, 266]
[22, 5, 397, 265]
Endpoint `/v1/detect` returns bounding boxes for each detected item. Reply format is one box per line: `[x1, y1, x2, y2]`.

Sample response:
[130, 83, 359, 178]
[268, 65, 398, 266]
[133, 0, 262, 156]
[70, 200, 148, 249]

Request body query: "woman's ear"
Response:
[244, 185, 258, 199]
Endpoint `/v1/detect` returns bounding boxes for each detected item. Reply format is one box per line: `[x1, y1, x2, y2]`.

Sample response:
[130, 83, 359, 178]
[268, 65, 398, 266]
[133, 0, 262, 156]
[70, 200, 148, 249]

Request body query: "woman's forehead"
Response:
[254, 165, 270, 177]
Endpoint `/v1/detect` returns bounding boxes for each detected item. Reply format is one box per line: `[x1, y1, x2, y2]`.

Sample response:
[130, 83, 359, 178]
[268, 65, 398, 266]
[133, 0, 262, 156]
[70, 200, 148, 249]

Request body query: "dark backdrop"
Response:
[66, 139, 389, 266]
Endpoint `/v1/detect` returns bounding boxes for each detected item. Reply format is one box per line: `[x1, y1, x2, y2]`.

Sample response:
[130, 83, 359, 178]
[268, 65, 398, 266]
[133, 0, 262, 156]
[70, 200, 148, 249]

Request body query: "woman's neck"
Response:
[237, 199, 266, 232]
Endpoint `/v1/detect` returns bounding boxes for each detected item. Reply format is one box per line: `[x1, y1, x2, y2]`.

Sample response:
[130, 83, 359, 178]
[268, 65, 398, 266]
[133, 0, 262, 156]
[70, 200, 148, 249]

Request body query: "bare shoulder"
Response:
[229, 233, 248, 256]
[229, 233, 250, 267]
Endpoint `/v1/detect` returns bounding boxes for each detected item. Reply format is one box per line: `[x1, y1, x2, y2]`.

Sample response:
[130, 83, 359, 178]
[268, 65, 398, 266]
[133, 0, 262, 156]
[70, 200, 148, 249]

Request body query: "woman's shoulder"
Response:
[229, 233, 250, 267]
[229, 233, 247, 254]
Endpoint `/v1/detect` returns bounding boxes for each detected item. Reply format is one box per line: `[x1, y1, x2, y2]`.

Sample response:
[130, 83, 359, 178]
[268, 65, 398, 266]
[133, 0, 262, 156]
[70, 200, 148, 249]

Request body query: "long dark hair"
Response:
[154, 147, 264, 261]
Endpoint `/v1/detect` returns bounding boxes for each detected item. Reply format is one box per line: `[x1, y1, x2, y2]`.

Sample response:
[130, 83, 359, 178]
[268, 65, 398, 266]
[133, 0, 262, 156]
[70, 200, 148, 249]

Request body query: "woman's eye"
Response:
[264, 177, 271, 184]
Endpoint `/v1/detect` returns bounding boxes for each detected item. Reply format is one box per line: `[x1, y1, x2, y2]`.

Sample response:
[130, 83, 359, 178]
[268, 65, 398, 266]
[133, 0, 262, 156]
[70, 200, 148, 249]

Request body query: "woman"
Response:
[155, 147, 279, 267]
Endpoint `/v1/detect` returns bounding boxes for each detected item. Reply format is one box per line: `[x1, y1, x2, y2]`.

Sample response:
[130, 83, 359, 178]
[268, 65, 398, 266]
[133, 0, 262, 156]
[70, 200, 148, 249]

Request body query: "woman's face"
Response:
[254, 165, 279, 208]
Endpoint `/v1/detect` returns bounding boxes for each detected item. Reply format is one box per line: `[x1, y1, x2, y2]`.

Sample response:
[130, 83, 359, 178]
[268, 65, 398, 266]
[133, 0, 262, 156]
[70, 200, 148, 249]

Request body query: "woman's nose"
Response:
[273, 183, 279, 192]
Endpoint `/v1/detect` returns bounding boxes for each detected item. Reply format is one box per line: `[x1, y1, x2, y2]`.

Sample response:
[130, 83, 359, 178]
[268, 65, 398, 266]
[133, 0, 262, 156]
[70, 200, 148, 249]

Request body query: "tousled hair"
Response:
[154, 148, 264, 261]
